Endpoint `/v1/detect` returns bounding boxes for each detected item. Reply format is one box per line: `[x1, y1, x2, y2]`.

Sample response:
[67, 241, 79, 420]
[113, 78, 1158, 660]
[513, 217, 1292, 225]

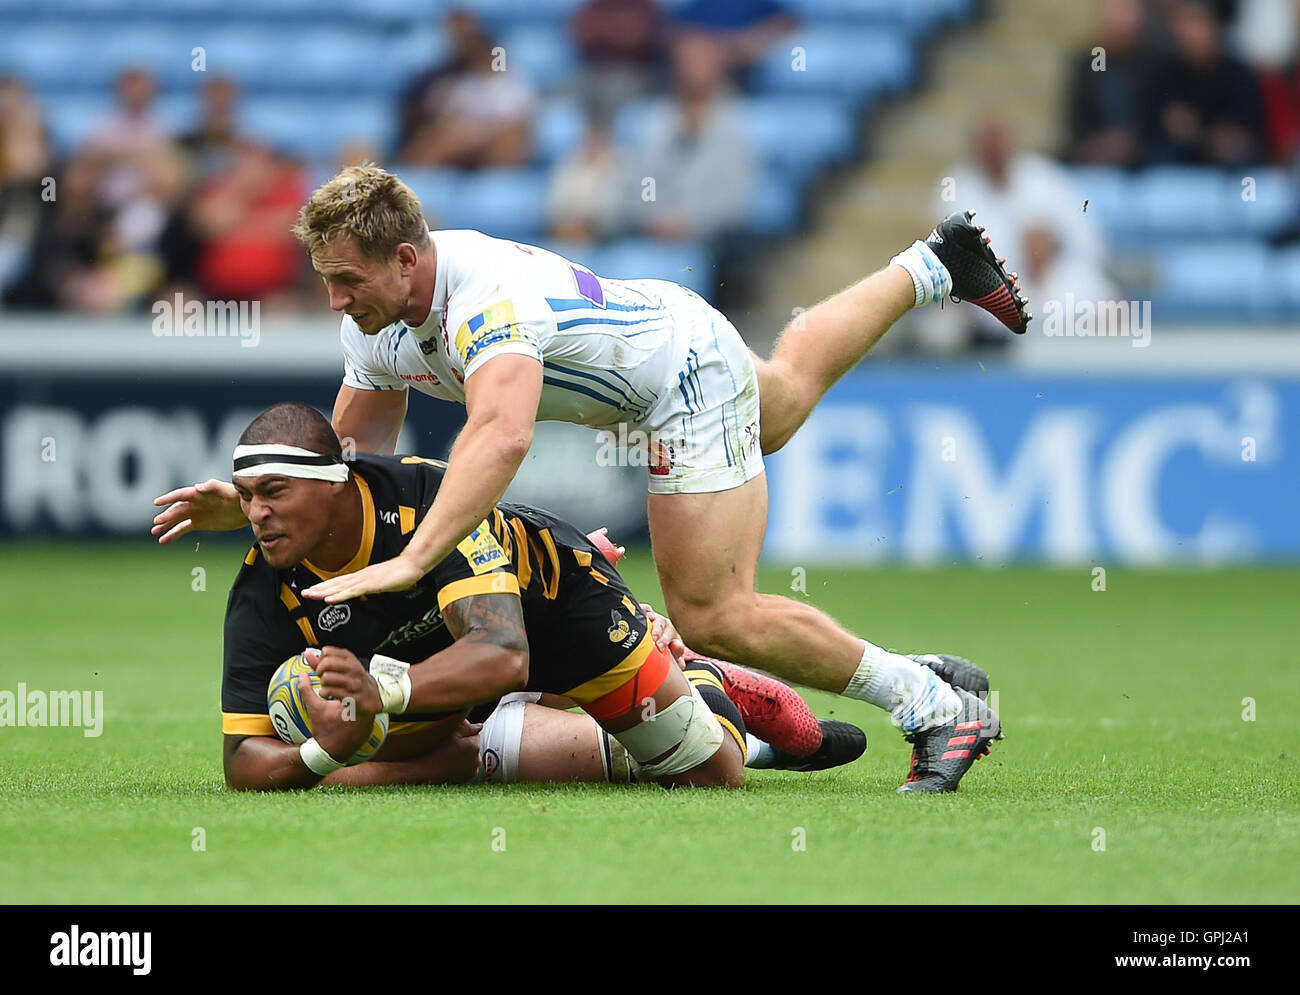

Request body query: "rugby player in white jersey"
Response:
[155, 166, 1022, 792]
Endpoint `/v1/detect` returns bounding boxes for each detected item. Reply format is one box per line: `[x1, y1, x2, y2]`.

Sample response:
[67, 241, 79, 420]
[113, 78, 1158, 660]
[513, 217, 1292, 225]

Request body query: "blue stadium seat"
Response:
[41, 94, 113, 156]
[738, 96, 856, 179]
[611, 95, 853, 182]
[1279, 247, 1300, 313]
[591, 239, 713, 299]
[534, 98, 587, 164]
[2, 26, 112, 90]
[436, 168, 550, 240]
[749, 166, 802, 235]
[396, 168, 463, 224]
[1220, 169, 1298, 237]
[771, 26, 908, 94]
[755, 26, 913, 99]
[385, 24, 452, 87]
[497, 25, 579, 91]
[1154, 242, 1271, 318]
[1067, 166, 1134, 236]
[781, 0, 967, 26]
[1134, 167, 1228, 237]
[240, 95, 395, 159]
[467, 0, 586, 24]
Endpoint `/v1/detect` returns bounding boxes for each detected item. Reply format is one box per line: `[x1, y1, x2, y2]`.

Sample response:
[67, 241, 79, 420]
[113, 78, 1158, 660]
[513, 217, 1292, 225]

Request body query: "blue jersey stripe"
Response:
[542, 375, 629, 412]
[545, 297, 662, 313]
[547, 362, 653, 419]
[605, 368, 659, 407]
[555, 315, 663, 332]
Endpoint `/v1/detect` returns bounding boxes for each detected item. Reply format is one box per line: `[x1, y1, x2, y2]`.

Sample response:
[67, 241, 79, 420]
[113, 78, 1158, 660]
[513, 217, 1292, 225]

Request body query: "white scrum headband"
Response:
[231, 444, 350, 483]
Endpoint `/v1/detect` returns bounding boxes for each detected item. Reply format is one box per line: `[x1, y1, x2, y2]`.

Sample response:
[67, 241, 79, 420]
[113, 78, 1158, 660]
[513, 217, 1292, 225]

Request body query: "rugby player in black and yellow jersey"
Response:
[221, 402, 753, 790]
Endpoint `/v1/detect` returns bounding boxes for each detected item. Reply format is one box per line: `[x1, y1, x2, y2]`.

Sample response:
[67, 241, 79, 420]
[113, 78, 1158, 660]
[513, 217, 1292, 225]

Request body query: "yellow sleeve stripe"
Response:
[223, 713, 275, 736]
[296, 617, 320, 647]
[563, 630, 656, 702]
[684, 669, 725, 694]
[508, 517, 532, 589]
[537, 528, 561, 599]
[715, 714, 747, 762]
[437, 573, 521, 611]
[573, 548, 592, 568]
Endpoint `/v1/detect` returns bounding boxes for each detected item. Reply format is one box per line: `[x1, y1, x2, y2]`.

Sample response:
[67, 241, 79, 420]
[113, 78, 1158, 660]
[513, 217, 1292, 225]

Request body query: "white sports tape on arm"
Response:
[299, 738, 345, 776]
[369, 654, 412, 714]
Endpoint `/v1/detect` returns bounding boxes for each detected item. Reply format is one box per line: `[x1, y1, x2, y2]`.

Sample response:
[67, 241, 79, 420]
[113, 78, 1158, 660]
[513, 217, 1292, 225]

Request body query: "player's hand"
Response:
[641, 602, 686, 665]
[312, 646, 383, 716]
[297, 658, 372, 761]
[441, 719, 484, 783]
[151, 479, 246, 544]
[300, 552, 426, 603]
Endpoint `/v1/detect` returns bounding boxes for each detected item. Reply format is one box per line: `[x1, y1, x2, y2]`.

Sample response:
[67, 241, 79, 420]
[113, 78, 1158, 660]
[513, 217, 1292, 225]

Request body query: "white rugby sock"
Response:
[744, 733, 777, 769]
[842, 640, 961, 733]
[889, 241, 952, 308]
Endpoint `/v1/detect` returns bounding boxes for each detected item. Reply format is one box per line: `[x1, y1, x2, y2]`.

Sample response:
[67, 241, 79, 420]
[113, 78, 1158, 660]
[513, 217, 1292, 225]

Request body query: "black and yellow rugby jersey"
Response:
[222, 453, 652, 736]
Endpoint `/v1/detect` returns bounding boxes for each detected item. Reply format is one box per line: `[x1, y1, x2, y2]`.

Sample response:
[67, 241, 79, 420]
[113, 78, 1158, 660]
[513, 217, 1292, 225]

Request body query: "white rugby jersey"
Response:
[340, 229, 701, 431]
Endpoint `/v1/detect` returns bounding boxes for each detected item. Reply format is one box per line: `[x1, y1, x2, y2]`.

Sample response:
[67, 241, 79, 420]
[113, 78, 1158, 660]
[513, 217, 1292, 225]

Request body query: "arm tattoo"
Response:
[442, 591, 528, 654]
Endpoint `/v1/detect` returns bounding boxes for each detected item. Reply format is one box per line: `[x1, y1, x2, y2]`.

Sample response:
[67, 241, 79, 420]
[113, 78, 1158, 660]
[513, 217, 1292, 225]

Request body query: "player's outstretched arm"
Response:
[301, 355, 542, 603]
[151, 479, 247, 544]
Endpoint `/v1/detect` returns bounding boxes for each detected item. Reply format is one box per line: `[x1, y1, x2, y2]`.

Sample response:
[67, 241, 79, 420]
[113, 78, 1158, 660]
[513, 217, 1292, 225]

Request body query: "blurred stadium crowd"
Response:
[0, 0, 1296, 328]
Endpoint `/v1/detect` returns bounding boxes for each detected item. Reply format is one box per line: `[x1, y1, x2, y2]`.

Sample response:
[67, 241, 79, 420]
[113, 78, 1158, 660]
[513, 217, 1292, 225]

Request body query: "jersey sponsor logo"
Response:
[607, 609, 637, 648]
[379, 510, 399, 525]
[455, 300, 521, 365]
[400, 372, 441, 385]
[375, 604, 445, 650]
[457, 523, 509, 574]
[317, 604, 351, 632]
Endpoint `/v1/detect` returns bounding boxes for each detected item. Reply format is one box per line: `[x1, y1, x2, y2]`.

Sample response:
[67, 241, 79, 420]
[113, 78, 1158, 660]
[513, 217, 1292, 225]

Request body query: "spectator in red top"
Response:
[188, 140, 307, 302]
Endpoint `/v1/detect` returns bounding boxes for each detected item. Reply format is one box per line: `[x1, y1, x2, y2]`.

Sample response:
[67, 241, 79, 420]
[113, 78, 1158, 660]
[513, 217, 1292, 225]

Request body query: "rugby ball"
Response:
[267, 654, 388, 764]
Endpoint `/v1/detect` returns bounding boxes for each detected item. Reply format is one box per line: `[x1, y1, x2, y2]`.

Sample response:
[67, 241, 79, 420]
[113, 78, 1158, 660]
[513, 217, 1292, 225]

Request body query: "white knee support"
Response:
[477, 692, 538, 783]
[619, 683, 724, 779]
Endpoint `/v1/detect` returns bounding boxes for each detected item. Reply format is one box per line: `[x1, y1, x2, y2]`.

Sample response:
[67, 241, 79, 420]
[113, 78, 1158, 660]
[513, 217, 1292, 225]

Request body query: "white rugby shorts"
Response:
[639, 287, 765, 496]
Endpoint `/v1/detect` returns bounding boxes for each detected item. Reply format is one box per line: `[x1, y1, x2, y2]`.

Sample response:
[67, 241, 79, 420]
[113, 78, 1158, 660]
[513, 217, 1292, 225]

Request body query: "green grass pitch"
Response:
[1, 542, 1296, 904]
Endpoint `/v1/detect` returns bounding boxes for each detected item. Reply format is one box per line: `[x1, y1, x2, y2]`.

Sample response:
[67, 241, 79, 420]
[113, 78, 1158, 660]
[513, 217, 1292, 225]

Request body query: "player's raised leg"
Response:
[755, 265, 915, 454]
[755, 210, 1031, 454]
[648, 477, 999, 791]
